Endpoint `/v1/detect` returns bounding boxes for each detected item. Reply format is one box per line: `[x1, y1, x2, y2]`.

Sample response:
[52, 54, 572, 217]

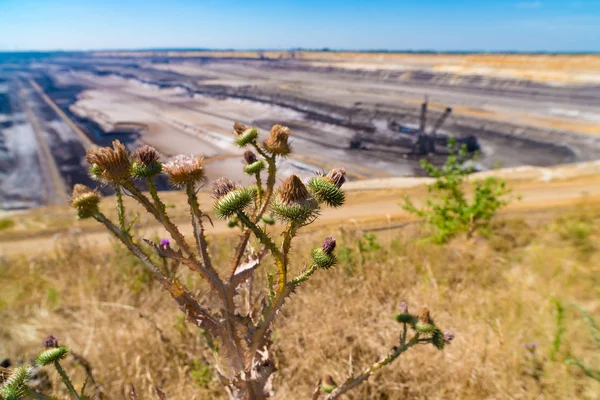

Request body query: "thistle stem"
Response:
[53, 361, 81, 400]
[236, 211, 283, 265]
[147, 178, 166, 214]
[255, 172, 263, 208]
[115, 185, 126, 234]
[290, 263, 318, 287]
[186, 183, 214, 272]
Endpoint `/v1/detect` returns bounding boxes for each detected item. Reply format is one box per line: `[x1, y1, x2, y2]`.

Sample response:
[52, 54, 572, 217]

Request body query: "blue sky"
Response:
[1, 0, 599, 52]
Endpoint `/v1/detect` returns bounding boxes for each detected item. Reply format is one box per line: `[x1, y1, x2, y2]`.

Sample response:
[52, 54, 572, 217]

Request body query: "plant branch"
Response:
[53, 361, 81, 400]
[186, 182, 215, 273]
[93, 212, 222, 334]
[323, 334, 421, 400]
[115, 185, 126, 234]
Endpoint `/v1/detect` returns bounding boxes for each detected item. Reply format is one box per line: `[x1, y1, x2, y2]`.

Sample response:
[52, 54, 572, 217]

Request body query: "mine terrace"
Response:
[1, 51, 600, 210]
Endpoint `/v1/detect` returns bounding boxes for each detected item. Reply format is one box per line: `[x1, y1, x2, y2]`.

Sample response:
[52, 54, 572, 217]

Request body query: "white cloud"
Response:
[517, 1, 542, 8]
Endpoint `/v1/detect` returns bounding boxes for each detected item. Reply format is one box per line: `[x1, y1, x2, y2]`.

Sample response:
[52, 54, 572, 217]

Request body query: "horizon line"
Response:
[1, 48, 599, 55]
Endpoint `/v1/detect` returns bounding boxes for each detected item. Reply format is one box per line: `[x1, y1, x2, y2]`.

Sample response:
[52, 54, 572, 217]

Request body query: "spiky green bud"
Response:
[415, 322, 437, 334]
[395, 313, 417, 325]
[235, 128, 259, 147]
[270, 175, 319, 224]
[307, 176, 345, 208]
[244, 160, 266, 175]
[431, 329, 445, 350]
[131, 145, 162, 178]
[71, 184, 100, 219]
[271, 195, 319, 224]
[1, 365, 31, 400]
[131, 160, 162, 179]
[213, 186, 256, 219]
[36, 346, 69, 366]
[310, 248, 337, 269]
[261, 215, 275, 225]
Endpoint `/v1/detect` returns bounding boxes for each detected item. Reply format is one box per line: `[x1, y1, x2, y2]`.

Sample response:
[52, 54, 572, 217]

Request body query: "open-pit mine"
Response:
[1, 51, 599, 210]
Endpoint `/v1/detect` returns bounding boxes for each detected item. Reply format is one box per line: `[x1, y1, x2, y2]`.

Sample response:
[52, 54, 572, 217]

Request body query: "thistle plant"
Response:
[69, 123, 451, 399]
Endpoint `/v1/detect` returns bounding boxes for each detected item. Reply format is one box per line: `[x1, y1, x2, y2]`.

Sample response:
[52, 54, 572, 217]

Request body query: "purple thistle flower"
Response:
[322, 237, 336, 255]
[43, 334, 59, 349]
[443, 331, 455, 344]
[399, 301, 409, 314]
[160, 238, 170, 247]
[525, 342, 537, 352]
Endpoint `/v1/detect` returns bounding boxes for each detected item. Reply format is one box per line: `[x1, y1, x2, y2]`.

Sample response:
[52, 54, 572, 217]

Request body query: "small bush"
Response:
[403, 138, 512, 243]
[0, 218, 15, 230]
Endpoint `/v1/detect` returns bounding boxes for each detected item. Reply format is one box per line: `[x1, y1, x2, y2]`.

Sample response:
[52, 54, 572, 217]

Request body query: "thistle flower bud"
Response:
[1, 365, 31, 400]
[322, 237, 336, 255]
[432, 329, 445, 350]
[85, 140, 131, 183]
[36, 346, 69, 366]
[43, 335, 59, 349]
[321, 375, 337, 394]
[163, 155, 205, 187]
[444, 331, 455, 344]
[307, 170, 345, 208]
[233, 122, 249, 136]
[394, 301, 416, 324]
[71, 184, 100, 219]
[243, 150, 266, 175]
[212, 179, 256, 219]
[243, 150, 257, 164]
[234, 123, 259, 147]
[271, 175, 319, 224]
[264, 124, 291, 156]
[131, 145, 162, 178]
[415, 307, 436, 334]
[160, 238, 170, 248]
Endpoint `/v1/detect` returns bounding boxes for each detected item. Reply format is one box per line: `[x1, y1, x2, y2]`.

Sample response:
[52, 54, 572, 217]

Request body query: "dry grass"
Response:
[1, 204, 599, 399]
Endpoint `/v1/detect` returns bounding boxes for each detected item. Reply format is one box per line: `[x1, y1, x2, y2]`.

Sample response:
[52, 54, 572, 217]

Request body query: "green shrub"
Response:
[403, 138, 512, 243]
[0, 218, 15, 230]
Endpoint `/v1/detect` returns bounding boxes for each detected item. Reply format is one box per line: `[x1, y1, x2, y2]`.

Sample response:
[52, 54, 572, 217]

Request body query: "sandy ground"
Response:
[1, 160, 599, 258]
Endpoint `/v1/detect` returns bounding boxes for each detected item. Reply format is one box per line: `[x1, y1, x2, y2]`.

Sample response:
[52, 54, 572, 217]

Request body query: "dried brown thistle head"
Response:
[163, 155, 205, 186]
[233, 122, 249, 136]
[279, 175, 310, 205]
[264, 124, 291, 156]
[86, 140, 131, 183]
[134, 145, 160, 166]
[212, 177, 238, 199]
[418, 307, 434, 325]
